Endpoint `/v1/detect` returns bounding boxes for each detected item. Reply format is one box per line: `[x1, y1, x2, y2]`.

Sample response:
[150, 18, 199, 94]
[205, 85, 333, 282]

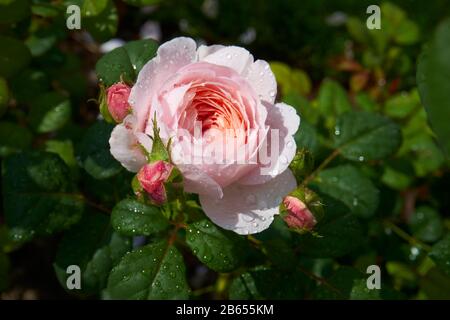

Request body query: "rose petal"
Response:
[200, 46, 254, 75]
[109, 115, 152, 172]
[129, 37, 197, 131]
[177, 163, 224, 199]
[245, 60, 277, 104]
[197, 44, 225, 60]
[199, 169, 297, 234]
[238, 102, 300, 185]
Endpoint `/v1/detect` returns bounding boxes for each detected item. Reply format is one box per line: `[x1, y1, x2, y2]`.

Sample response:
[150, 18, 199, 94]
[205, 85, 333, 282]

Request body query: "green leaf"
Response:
[384, 90, 420, 119]
[54, 212, 131, 295]
[312, 165, 379, 218]
[106, 240, 190, 299]
[0, 122, 32, 157]
[45, 140, 77, 170]
[294, 120, 320, 156]
[0, 77, 8, 116]
[122, 0, 161, 6]
[417, 18, 450, 156]
[317, 79, 351, 118]
[313, 267, 362, 299]
[82, 0, 108, 17]
[10, 69, 50, 103]
[0, 0, 30, 24]
[29, 92, 71, 133]
[334, 111, 402, 161]
[0, 36, 31, 78]
[409, 206, 444, 243]
[2, 151, 84, 242]
[96, 39, 158, 86]
[186, 219, 245, 272]
[229, 266, 310, 299]
[270, 61, 311, 96]
[77, 121, 122, 180]
[296, 211, 364, 258]
[429, 233, 450, 276]
[83, 0, 118, 42]
[111, 199, 170, 236]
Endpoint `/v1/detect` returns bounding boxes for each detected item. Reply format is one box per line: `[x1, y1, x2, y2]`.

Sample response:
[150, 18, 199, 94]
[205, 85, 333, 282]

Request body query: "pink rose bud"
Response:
[137, 161, 173, 205]
[106, 83, 131, 122]
[283, 196, 317, 230]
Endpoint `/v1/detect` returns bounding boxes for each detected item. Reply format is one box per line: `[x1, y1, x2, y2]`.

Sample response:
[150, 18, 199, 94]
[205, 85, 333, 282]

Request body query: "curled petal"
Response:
[199, 169, 297, 234]
[109, 115, 152, 172]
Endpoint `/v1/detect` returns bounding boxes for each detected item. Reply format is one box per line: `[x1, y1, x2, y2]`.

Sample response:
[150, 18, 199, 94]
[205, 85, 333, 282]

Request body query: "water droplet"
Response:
[334, 128, 341, 136]
[358, 156, 365, 162]
[226, 53, 232, 59]
[352, 198, 359, 206]
[264, 64, 270, 70]
[269, 90, 276, 97]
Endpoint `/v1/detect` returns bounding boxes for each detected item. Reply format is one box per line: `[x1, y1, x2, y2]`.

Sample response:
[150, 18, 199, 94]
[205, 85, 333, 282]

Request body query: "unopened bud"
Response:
[137, 161, 173, 205]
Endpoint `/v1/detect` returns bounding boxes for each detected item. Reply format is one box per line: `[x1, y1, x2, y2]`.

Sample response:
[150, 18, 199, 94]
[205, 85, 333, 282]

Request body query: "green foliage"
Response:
[106, 240, 190, 299]
[54, 212, 132, 295]
[334, 111, 402, 161]
[186, 219, 245, 272]
[312, 165, 379, 218]
[111, 199, 170, 236]
[77, 121, 122, 179]
[0, 0, 448, 301]
[96, 39, 158, 86]
[2, 152, 84, 242]
[417, 18, 450, 157]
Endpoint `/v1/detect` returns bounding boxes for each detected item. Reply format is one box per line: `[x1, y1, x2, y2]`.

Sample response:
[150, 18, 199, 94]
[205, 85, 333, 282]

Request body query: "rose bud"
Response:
[137, 161, 173, 205]
[283, 196, 317, 231]
[106, 82, 131, 122]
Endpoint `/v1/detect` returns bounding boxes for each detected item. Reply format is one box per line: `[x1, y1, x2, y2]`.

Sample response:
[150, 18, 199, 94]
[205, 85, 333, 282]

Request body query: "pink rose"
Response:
[109, 37, 300, 234]
[283, 196, 317, 230]
[137, 161, 173, 205]
[106, 83, 131, 122]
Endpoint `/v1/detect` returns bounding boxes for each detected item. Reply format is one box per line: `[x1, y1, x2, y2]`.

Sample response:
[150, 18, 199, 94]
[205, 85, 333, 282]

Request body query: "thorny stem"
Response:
[80, 194, 111, 214]
[296, 265, 344, 297]
[383, 220, 432, 252]
[301, 149, 340, 187]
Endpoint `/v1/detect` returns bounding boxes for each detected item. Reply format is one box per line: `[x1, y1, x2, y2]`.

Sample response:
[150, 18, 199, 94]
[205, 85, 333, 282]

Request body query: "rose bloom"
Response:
[109, 37, 300, 234]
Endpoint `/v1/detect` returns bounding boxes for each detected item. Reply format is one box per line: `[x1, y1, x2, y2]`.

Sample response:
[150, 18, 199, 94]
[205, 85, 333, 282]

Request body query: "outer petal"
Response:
[129, 37, 198, 131]
[197, 44, 225, 60]
[177, 164, 223, 199]
[199, 169, 297, 235]
[245, 59, 277, 104]
[200, 46, 254, 75]
[109, 115, 152, 172]
[239, 102, 300, 185]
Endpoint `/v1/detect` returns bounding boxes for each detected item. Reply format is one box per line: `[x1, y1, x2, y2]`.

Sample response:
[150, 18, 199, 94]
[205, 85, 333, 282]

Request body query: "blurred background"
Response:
[0, 0, 449, 299]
